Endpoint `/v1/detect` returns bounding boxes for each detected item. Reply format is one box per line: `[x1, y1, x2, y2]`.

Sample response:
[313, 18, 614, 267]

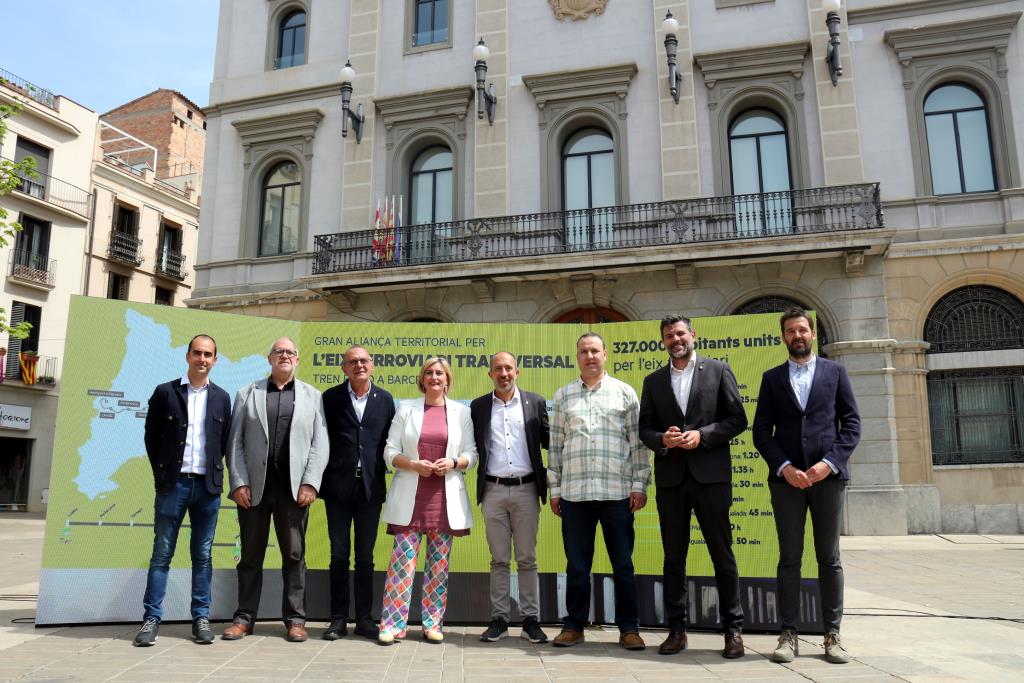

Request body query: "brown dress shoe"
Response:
[286, 623, 308, 642]
[552, 629, 585, 647]
[619, 631, 646, 651]
[722, 632, 745, 659]
[658, 631, 687, 655]
[221, 622, 253, 640]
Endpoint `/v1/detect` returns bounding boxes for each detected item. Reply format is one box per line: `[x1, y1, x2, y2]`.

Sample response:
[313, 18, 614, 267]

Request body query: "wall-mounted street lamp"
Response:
[662, 10, 682, 104]
[340, 60, 365, 143]
[473, 38, 497, 125]
[824, 0, 843, 86]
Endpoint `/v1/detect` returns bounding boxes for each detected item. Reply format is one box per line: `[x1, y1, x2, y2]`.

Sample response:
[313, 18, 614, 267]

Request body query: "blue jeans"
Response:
[560, 498, 639, 633]
[142, 476, 221, 622]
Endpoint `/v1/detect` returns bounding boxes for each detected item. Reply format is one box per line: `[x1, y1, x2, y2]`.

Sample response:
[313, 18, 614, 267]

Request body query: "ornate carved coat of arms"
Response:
[549, 0, 608, 22]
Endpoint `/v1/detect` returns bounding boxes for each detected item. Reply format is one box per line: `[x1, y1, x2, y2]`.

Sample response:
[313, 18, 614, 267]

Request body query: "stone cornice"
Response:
[230, 108, 324, 146]
[884, 12, 1022, 61]
[522, 63, 637, 107]
[205, 83, 341, 117]
[693, 41, 809, 87]
[373, 86, 473, 129]
[850, 0, 1012, 25]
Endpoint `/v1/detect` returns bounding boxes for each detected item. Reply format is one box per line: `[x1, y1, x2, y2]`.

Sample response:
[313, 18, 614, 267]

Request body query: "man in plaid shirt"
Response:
[548, 332, 652, 650]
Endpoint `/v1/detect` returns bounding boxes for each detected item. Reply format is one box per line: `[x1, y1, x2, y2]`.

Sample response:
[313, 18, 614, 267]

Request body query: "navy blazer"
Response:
[144, 378, 232, 495]
[470, 389, 550, 504]
[320, 381, 396, 505]
[639, 356, 748, 487]
[752, 357, 861, 481]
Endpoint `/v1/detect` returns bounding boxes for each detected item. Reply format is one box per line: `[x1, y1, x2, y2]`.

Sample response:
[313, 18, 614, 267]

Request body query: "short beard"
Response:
[787, 342, 812, 358]
[669, 344, 693, 360]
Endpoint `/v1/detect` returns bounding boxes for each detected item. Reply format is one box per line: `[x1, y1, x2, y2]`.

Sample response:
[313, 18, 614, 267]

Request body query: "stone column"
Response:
[340, 0, 380, 229]
[474, 0, 509, 217]
[653, 0, 701, 199]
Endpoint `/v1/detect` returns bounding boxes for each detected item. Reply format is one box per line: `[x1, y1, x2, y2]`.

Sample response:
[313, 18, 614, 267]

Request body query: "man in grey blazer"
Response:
[222, 337, 328, 643]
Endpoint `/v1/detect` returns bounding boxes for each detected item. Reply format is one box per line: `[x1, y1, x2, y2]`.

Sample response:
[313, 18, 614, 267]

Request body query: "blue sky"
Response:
[2, 1, 219, 114]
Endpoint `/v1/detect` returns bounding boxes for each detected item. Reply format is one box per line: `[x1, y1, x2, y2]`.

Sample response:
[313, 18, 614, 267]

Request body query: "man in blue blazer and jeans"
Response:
[135, 334, 232, 647]
[753, 308, 860, 665]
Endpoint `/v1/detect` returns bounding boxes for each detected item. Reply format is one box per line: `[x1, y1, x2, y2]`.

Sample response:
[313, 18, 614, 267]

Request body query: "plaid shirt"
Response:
[547, 373, 651, 502]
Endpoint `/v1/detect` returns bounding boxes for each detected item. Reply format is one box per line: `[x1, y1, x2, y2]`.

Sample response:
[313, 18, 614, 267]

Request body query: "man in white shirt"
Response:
[470, 352, 550, 644]
[135, 335, 232, 647]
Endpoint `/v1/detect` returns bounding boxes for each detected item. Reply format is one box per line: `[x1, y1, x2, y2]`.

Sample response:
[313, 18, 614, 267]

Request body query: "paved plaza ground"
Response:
[1, 514, 1021, 682]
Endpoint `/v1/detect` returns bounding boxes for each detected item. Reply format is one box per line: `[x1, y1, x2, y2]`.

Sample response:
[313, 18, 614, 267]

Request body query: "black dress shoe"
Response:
[323, 619, 347, 641]
[658, 631, 687, 655]
[354, 618, 379, 639]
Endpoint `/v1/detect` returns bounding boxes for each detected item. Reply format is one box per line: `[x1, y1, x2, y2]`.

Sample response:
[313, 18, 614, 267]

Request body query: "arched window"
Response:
[924, 84, 996, 195]
[259, 162, 301, 256]
[729, 109, 792, 235]
[276, 10, 306, 69]
[562, 128, 615, 250]
[733, 296, 829, 354]
[406, 146, 453, 263]
[553, 307, 627, 324]
[924, 286, 1024, 466]
[924, 286, 1024, 354]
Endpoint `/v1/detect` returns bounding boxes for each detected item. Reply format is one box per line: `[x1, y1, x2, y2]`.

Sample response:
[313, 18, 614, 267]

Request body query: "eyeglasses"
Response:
[270, 349, 298, 358]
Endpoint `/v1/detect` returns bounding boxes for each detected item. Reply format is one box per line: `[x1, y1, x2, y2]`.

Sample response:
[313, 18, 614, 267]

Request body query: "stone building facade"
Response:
[189, 0, 1024, 534]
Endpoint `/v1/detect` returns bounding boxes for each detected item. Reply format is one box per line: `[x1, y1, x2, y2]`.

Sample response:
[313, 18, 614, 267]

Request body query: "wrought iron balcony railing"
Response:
[3, 156, 91, 218]
[108, 230, 144, 266]
[0, 67, 57, 109]
[313, 183, 884, 275]
[8, 249, 56, 287]
[155, 247, 187, 281]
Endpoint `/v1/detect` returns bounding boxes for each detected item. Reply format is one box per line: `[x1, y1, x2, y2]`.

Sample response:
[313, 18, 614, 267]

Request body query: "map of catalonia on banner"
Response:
[38, 297, 824, 631]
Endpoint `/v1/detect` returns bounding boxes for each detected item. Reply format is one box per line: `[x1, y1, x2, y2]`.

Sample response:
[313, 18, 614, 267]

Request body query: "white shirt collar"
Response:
[180, 375, 209, 390]
[491, 387, 521, 406]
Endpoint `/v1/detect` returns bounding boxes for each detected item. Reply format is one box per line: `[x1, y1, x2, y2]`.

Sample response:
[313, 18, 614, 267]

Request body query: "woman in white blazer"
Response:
[377, 357, 477, 644]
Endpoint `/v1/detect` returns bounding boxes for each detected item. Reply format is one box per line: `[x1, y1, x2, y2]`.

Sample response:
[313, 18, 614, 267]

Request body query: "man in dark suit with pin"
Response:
[471, 352, 550, 644]
[639, 315, 748, 659]
[319, 346, 395, 640]
[753, 307, 860, 665]
[134, 334, 232, 647]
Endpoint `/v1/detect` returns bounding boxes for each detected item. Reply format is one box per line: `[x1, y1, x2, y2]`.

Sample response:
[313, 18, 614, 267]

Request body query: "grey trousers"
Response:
[481, 481, 541, 621]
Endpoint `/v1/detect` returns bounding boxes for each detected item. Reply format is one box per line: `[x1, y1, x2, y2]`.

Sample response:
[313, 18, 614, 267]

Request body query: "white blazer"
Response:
[382, 397, 478, 530]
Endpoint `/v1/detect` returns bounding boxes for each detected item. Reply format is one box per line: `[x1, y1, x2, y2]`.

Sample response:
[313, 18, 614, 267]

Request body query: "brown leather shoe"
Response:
[286, 623, 308, 642]
[552, 629, 585, 647]
[722, 632, 745, 659]
[658, 630, 687, 655]
[221, 622, 253, 640]
[619, 631, 646, 651]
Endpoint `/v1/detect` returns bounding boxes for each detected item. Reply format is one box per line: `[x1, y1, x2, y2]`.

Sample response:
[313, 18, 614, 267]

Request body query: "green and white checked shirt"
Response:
[547, 373, 651, 502]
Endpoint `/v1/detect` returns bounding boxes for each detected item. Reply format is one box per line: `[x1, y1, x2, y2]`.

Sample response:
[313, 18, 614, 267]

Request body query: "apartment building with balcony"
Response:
[189, 0, 1024, 534]
[0, 72, 204, 511]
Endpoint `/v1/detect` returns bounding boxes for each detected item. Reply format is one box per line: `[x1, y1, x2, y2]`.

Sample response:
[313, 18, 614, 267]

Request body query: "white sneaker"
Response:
[771, 629, 798, 663]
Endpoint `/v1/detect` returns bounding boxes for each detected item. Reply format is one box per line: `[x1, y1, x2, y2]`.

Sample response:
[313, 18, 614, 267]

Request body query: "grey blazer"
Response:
[226, 377, 329, 507]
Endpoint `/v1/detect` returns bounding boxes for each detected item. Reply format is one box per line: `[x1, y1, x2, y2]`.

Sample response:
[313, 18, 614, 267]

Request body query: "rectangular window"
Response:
[928, 367, 1024, 465]
[4, 302, 41, 379]
[108, 273, 130, 301]
[14, 137, 51, 198]
[407, 0, 450, 52]
[114, 204, 139, 234]
[154, 286, 173, 306]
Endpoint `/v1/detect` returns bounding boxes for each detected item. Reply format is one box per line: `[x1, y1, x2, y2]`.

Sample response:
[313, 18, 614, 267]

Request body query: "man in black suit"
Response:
[639, 315, 748, 659]
[134, 334, 232, 647]
[319, 345, 395, 640]
[753, 308, 860, 665]
[471, 352, 550, 644]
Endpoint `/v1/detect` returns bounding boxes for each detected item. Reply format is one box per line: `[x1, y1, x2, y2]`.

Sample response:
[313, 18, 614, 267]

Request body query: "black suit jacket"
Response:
[639, 356, 748, 487]
[320, 381, 396, 505]
[470, 389, 550, 504]
[752, 357, 861, 481]
[144, 379, 232, 495]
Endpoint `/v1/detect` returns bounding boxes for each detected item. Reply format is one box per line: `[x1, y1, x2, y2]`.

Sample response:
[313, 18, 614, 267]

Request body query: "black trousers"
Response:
[656, 477, 743, 633]
[324, 477, 382, 622]
[234, 472, 309, 626]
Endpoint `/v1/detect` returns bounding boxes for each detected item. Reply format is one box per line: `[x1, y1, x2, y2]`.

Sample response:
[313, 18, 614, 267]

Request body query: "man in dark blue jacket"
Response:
[134, 334, 232, 647]
[753, 308, 860, 665]
[319, 346, 395, 640]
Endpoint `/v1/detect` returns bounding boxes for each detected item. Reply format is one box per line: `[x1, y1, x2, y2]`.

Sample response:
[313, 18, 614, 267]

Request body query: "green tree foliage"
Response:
[0, 97, 36, 339]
